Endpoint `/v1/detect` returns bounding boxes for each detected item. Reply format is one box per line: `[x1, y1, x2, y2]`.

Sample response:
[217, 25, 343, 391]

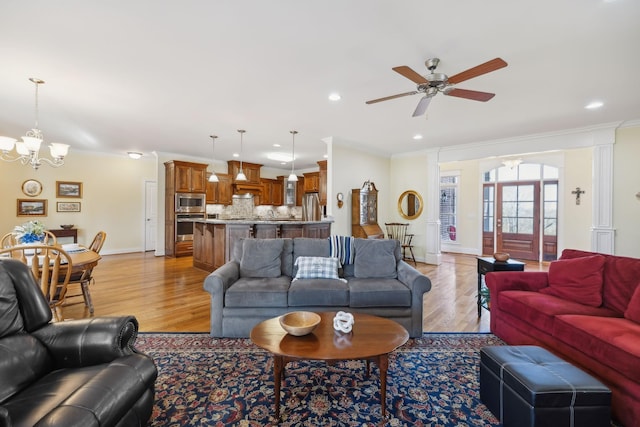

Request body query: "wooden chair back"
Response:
[384, 222, 408, 244]
[1, 233, 17, 248]
[0, 245, 72, 321]
[89, 231, 107, 253]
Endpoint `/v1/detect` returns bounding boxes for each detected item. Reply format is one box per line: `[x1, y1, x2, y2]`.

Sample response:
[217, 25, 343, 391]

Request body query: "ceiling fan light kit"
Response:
[366, 57, 508, 117]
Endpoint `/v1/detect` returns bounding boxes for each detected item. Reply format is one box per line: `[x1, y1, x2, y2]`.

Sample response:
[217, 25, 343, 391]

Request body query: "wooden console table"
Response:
[49, 228, 78, 243]
[477, 256, 525, 317]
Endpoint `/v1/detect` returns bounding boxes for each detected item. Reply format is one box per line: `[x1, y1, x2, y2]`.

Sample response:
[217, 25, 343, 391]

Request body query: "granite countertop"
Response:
[197, 218, 333, 225]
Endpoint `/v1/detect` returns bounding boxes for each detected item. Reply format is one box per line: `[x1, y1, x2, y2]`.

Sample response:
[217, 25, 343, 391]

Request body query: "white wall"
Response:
[389, 151, 430, 261]
[613, 126, 640, 257]
[0, 151, 156, 254]
[330, 144, 390, 236]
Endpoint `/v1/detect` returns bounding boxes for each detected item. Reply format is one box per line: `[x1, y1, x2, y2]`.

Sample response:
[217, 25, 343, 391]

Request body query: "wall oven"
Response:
[175, 213, 205, 242]
[175, 192, 206, 213]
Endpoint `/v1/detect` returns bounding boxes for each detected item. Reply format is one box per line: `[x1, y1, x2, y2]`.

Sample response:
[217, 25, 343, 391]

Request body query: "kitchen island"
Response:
[193, 219, 332, 272]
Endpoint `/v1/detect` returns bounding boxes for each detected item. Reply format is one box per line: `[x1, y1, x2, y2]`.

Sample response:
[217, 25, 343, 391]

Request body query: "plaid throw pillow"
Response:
[293, 256, 344, 282]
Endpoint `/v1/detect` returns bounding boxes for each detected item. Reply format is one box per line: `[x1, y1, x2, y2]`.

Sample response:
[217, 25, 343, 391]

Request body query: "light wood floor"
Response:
[61, 252, 548, 333]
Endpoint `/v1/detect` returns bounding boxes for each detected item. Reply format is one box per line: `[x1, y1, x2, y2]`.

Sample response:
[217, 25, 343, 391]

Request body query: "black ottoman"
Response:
[480, 346, 611, 427]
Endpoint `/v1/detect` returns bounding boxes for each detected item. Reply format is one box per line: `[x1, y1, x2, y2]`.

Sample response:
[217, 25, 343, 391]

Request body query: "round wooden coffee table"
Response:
[250, 311, 409, 419]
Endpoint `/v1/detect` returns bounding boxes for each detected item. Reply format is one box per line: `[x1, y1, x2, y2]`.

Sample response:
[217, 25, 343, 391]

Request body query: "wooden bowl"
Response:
[493, 252, 510, 262]
[279, 311, 321, 336]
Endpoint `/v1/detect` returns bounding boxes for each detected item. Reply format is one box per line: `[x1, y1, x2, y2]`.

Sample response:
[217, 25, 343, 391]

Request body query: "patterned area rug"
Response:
[136, 333, 505, 426]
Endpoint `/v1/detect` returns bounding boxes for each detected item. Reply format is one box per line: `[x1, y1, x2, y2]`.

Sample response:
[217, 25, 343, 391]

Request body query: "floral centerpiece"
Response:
[14, 220, 46, 244]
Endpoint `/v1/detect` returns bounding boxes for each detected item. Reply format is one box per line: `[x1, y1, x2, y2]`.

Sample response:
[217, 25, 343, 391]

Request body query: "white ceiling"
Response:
[1, 0, 639, 171]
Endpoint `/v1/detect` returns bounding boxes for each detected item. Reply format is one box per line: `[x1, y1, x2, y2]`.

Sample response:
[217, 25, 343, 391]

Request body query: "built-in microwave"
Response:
[175, 192, 206, 213]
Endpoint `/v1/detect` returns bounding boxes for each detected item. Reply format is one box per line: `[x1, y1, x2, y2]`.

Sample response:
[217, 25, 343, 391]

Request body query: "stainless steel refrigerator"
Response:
[302, 193, 321, 221]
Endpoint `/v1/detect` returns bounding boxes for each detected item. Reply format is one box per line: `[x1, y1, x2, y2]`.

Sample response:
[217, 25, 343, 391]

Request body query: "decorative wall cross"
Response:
[571, 187, 585, 205]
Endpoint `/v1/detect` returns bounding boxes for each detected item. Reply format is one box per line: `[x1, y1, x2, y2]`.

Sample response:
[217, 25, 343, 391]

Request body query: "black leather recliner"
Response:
[0, 259, 157, 427]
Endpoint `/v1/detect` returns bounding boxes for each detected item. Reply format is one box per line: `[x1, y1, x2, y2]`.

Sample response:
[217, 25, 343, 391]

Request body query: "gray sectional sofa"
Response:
[203, 237, 432, 338]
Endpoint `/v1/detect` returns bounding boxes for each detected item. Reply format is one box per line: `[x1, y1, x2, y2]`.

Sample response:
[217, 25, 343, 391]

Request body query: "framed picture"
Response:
[57, 201, 81, 212]
[21, 179, 43, 197]
[17, 199, 47, 216]
[56, 181, 82, 198]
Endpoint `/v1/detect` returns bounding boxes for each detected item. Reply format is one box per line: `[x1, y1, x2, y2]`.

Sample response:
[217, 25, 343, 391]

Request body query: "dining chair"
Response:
[64, 231, 107, 315]
[384, 222, 417, 266]
[0, 245, 73, 321]
[1, 232, 17, 248]
[1, 230, 57, 247]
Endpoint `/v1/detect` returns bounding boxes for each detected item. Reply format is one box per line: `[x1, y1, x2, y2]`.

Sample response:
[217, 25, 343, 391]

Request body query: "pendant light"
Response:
[287, 130, 299, 182]
[236, 129, 247, 181]
[208, 135, 219, 182]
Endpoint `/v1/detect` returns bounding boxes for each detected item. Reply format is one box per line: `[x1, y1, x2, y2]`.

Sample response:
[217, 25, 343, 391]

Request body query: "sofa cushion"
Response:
[288, 278, 350, 306]
[624, 284, 640, 324]
[0, 268, 24, 338]
[293, 256, 343, 281]
[561, 249, 640, 314]
[353, 238, 399, 279]
[540, 255, 605, 307]
[499, 290, 620, 334]
[0, 334, 52, 403]
[292, 238, 331, 276]
[553, 314, 640, 384]
[348, 277, 411, 307]
[224, 276, 290, 307]
[239, 239, 284, 278]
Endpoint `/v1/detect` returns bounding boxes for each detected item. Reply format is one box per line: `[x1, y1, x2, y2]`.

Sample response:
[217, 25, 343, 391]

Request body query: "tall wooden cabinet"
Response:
[351, 180, 384, 239]
[165, 160, 208, 257]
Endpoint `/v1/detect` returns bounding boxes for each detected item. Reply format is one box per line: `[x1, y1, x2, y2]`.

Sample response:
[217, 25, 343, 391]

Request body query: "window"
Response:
[440, 173, 459, 242]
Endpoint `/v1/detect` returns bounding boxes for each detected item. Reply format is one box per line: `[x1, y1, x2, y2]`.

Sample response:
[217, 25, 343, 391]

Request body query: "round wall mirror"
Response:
[398, 190, 424, 220]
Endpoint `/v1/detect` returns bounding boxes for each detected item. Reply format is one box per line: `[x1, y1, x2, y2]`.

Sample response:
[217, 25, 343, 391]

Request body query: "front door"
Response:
[496, 181, 540, 261]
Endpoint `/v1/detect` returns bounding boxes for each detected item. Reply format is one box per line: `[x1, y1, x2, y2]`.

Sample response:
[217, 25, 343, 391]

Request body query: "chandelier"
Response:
[0, 78, 70, 170]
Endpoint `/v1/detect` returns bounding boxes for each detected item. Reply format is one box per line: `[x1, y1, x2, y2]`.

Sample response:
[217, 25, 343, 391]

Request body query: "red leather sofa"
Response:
[486, 249, 640, 427]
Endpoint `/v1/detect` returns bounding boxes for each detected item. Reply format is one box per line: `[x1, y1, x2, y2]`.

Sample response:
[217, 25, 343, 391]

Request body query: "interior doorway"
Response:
[482, 163, 558, 261]
[144, 180, 157, 252]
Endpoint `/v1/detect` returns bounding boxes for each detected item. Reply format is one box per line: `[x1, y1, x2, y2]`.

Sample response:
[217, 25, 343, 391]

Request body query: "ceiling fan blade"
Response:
[447, 58, 508, 85]
[392, 66, 428, 84]
[412, 96, 432, 117]
[445, 88, 495, 102]
[366, 91, 418, 104]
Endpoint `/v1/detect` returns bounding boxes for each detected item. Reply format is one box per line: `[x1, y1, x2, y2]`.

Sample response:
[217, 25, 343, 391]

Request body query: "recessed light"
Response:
[328, 93, 341, 101]
[585, 101, 604, 110]
[273, 143, 281, 147]
[413, 134, 423, 140]
[232, 153, 239, 158]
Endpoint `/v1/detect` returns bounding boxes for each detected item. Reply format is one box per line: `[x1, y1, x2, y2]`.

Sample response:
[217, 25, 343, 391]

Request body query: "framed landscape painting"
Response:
[17, 199, 47, 216]
[57, 201, 81, 212]
[56, 181, 82, 198]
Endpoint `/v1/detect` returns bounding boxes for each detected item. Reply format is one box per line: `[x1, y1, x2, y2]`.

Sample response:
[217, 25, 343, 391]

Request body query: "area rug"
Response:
[135, 333, 505, 426]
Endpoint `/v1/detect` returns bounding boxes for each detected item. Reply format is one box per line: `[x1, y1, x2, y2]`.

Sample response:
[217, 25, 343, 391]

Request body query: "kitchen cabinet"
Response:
[271, 179, 283, 206]
[303, 172, 320, 193]
[303, 222, 330, 238]
[164, 160, 208, 257]
[194, 222, 215, 271]
[254, 224, 279, 239]
[228, 160, 262, 184]
[193, 221, 333, 272]
[296, 178, 305, 206]
[167, 160, 207, 193]
[318, 160, 327, 205]
[206, 173, 233, 205]
[280, 224, 304, 239]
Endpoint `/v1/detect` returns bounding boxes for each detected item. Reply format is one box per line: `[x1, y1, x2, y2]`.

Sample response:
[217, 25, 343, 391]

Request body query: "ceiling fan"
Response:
[366, 57, 508, 117]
